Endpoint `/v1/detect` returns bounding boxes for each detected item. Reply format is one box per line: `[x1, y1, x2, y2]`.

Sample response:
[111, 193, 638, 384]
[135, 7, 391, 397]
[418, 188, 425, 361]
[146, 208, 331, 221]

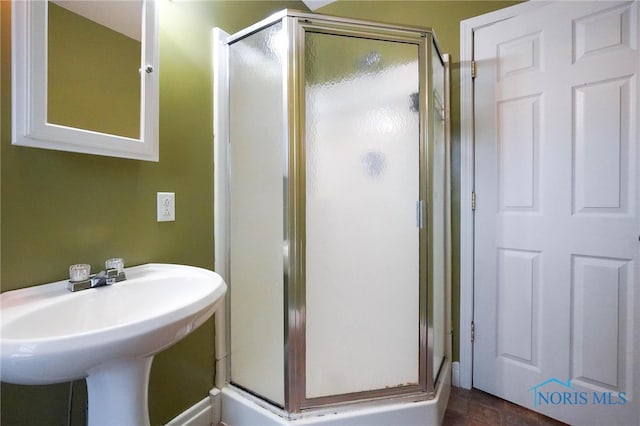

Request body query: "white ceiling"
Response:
[302, 0, 336, 11]
[51, 0, 142, 41]
[51, 0, 334, 41]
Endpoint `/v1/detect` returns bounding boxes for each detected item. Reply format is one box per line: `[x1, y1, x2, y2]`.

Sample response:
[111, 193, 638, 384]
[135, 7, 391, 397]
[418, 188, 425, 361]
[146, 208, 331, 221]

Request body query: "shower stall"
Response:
[213, 9, 451, 424]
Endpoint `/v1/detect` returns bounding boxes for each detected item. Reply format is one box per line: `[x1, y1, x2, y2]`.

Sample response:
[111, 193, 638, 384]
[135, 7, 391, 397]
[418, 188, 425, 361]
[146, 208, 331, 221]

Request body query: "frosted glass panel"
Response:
[431, 44, 446, 379]
[229, 22, 285, 406]
[305, 32, 420, 398]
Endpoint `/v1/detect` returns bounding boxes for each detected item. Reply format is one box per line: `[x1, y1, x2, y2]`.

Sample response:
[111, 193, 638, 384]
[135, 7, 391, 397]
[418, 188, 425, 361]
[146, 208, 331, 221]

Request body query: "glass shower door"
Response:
[304, 32, 422, 399]
[430, 41, 447, 381]
[228, 22, 286, 407]
[224, 12, 448, 414]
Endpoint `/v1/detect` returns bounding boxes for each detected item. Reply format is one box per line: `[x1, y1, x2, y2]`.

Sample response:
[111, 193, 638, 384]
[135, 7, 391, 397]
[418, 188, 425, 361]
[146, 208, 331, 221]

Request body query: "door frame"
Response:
[458, 0, 549, 390]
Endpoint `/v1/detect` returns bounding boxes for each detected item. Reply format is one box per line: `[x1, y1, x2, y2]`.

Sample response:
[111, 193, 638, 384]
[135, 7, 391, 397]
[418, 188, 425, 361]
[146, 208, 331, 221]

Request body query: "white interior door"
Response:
[473, 2, 639, 425]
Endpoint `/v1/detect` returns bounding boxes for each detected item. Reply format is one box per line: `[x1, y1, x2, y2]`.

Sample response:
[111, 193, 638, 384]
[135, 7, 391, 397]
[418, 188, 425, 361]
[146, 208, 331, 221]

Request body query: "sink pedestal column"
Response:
[86, 357, 154, 426]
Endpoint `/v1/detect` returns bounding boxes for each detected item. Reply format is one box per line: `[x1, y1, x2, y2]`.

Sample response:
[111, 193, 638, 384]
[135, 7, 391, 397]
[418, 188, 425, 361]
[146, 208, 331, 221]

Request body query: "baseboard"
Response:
[452, 361, 460, 388]
[165, 389, 221, 426]
[210, 388, 222, 424]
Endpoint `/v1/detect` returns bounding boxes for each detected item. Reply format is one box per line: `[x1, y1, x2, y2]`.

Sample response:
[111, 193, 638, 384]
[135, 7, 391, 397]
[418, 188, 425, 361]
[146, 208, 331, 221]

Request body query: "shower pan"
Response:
[213, 9, 451, 425]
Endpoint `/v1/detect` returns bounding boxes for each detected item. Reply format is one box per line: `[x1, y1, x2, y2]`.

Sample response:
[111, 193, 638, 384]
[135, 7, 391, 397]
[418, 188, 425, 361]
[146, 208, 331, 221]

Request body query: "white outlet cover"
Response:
[157, 192, 175, 222]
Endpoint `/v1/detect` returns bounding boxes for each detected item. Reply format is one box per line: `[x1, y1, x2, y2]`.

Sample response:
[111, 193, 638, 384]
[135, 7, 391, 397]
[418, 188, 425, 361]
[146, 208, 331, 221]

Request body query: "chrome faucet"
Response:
[91, 268, 120, 286]
[67, 259, 127, 292]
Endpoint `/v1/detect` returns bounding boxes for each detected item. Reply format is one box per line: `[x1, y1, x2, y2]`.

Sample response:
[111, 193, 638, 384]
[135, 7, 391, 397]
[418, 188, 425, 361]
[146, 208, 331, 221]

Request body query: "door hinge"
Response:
[471, 321, 475, 343]
[471, 60, 476, 79]
[471, 191, 476, 210]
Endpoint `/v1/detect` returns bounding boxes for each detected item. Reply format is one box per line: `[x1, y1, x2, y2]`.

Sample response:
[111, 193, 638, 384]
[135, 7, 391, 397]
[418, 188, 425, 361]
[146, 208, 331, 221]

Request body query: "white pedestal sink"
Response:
[0, 263, 227, 426]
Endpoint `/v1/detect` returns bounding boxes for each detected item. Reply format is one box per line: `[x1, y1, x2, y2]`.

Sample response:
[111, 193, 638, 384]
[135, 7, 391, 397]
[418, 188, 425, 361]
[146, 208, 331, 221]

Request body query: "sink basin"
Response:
[0, 263, 227, 425]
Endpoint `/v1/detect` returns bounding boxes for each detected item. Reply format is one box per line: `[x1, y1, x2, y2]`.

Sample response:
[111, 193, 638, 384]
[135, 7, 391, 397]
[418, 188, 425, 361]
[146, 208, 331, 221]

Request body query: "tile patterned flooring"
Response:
[443, 387, 568, 426]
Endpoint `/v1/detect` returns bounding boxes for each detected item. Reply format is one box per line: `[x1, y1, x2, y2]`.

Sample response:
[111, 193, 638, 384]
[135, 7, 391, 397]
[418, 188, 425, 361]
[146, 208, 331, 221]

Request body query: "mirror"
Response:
[11, 0, 159, 161]
[48, 1, 142, 139]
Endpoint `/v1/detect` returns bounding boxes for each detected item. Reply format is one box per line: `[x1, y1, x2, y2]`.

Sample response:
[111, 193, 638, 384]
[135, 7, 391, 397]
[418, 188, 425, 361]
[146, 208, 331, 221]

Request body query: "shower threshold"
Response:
[219, 361, 451, 426]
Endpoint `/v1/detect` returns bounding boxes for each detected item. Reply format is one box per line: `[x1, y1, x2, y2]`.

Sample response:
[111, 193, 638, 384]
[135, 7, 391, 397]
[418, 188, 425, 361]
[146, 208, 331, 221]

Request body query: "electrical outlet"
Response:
[157, 192, 175, 222]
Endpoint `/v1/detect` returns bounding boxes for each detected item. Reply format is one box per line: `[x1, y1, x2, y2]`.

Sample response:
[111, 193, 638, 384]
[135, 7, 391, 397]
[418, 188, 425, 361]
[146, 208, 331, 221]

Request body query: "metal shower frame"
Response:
[221, 9, 450, 415]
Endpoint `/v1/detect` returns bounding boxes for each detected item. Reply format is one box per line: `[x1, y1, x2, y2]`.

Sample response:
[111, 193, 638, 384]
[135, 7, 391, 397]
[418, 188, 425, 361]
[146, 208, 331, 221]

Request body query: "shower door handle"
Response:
[416, 200, 425, 229]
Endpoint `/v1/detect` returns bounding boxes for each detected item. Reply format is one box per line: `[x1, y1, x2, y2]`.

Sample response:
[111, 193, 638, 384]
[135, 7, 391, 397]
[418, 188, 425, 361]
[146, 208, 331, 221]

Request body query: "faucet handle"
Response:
[105, 258, 127, 283]
[105, 258, 124, 274]
[69, 264, 91, 282]
[68, 264, 92, 292]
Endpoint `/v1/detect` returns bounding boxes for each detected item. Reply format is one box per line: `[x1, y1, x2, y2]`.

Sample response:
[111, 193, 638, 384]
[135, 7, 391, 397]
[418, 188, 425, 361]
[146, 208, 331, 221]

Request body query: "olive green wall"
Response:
[0, 1, 307, 425]
[48, 2, 141, 138]
[1, 1, 526, 423]
[318, 0, 523, 363]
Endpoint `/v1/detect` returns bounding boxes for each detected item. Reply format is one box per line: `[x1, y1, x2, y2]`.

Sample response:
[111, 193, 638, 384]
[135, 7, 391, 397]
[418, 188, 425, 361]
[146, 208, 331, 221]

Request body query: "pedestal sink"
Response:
[0, 263, 227, 426]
